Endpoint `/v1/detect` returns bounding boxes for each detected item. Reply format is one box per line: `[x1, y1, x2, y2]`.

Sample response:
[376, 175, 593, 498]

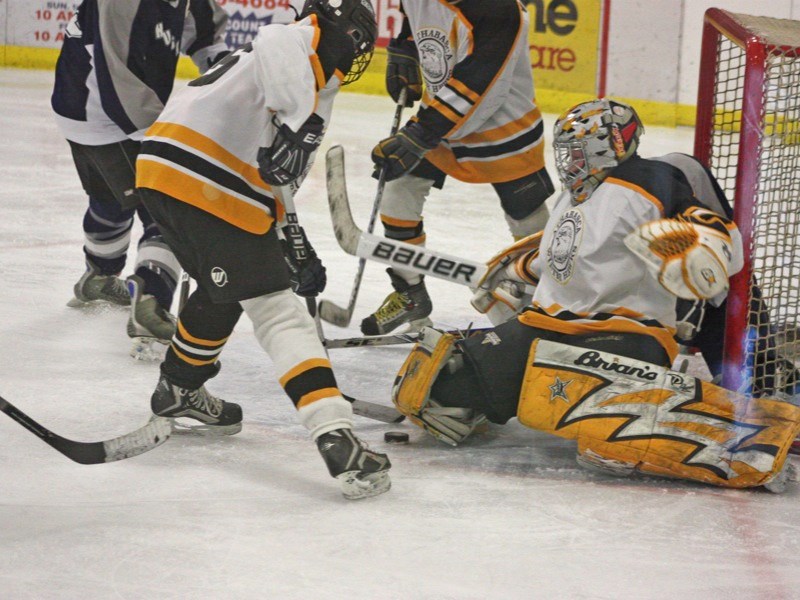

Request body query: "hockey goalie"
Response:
[391, 98, 800, 491]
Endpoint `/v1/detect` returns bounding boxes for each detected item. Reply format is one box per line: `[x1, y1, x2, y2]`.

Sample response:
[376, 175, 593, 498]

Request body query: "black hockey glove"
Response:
[258, 114, 325, 187]
[280, 225, 327, 298]
[386, 38, 422, 107]
[372, 121, 440, 182]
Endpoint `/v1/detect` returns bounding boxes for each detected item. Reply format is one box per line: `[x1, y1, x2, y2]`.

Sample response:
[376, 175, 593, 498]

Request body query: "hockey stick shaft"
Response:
[273, 186, 404, 424]
[326, 145, 507, 289]
[325, 326, 491, 349]
[318, 91, 407, 326]
[0, 395, 171, 464]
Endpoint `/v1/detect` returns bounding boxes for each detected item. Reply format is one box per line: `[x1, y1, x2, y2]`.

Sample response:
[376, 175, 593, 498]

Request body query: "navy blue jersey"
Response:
[52, 0, 228, 145]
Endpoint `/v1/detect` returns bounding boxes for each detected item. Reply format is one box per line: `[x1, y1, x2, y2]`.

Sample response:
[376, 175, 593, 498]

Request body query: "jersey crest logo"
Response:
[417, 28, 453, 94]
[547, 208, 584, 284]
[211, 267, 228, 287]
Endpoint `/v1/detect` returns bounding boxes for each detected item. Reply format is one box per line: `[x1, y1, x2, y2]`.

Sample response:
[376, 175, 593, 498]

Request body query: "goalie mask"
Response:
[300, 0, 377, 85]
[553, 98, 644, 203]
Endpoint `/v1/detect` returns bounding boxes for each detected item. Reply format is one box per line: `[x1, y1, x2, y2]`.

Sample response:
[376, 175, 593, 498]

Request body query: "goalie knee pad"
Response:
[392, 327, 487, 446]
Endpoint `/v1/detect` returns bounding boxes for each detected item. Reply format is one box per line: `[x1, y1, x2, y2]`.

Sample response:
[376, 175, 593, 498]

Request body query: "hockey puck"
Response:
[384, 431, 410, 443]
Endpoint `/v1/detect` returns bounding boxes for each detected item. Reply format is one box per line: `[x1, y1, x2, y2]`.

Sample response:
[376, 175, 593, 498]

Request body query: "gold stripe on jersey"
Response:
[147, 122, 271, 195]
[137, 158, 276, 235]
[426, 137, 546, 183]
[518, 304, 679, 363]
[605, 177, 665, 216]
[138, 121, 283, 234]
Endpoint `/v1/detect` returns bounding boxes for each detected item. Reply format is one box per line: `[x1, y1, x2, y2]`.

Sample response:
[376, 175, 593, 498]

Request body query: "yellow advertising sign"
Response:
[527, 0, 602, 95]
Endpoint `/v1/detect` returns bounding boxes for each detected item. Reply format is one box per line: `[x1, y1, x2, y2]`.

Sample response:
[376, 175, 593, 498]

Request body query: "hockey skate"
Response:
[151, 373, 242, 436]
[67, 261, 130, 307]
[127, 275, 177, 360]
[316, 428, 391, 499]
[361, 269, 432, 335]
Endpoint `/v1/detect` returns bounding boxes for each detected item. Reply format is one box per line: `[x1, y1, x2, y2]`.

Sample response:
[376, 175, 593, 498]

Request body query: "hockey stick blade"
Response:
[318, 298, 353, 328]
[325, 146, 489, 288]
[0, 395, 171, 464]
[346, 395, 405, 424]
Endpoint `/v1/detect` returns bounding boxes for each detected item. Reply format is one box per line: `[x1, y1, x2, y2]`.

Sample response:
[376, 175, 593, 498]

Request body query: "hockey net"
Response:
[694, 9, 800, 397]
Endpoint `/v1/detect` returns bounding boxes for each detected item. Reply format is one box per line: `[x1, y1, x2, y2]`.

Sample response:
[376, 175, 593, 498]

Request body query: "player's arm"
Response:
[372, 0, 523, 180]
[94, 0, 166, 138]
[414, 0, 523, 140]
[183, 0, 231, 73]
[385, 12, 422, 107]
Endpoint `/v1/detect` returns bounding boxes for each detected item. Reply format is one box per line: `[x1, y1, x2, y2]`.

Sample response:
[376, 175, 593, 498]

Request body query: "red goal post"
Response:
[694, 8, 800, 396]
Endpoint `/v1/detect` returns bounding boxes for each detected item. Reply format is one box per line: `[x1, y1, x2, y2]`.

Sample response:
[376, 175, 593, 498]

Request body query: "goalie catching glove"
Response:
[623, 207, 743, 300]
[392, 328, 488, 446]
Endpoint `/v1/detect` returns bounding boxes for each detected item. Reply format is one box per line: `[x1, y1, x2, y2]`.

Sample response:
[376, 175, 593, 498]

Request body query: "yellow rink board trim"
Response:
[3, 44, 697, 128]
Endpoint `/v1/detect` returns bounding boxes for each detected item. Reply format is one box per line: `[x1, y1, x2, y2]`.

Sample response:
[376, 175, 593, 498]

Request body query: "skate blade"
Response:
[130, 337, 169, 361]
[169, 418, 243, 437]
[337, 469, 391, 500]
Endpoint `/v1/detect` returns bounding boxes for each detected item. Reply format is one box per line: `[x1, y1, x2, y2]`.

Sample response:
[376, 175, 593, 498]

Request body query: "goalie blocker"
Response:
[392, 320, 800, 490]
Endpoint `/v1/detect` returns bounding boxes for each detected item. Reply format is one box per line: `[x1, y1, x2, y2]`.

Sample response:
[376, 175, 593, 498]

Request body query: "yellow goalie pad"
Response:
[517, 340, 800, 489]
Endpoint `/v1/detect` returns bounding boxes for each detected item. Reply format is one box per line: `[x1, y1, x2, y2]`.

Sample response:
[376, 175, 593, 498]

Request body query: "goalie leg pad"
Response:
[517, 339, 800, 489]
[392, 327, 487, 446]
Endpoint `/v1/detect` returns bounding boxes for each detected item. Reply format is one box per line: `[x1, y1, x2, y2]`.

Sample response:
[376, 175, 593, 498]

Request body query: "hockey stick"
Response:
[274, 185, 405, 425]
[0, 395, 171, 464]
[318, 91, 407, 327]
[325, 326, 491, 349]
[326, 145, 497, 288]
[177, 270, 191, 313]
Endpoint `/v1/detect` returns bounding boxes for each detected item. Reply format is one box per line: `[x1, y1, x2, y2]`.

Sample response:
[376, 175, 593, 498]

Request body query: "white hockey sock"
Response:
[240, 290, 353, 438]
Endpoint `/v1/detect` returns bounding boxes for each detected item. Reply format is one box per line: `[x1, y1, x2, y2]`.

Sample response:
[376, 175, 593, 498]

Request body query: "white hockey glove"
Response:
[624, 217, 738, 300]
[470, 232, 541, 325]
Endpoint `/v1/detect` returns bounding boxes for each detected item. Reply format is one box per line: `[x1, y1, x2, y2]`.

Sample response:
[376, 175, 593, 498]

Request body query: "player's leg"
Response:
[361, 163, 443, 335]
[491, 166, 553, 240]
[125, 205, 182, 343]
[141, 189, 244, 434]
[67, 140, 138, 306]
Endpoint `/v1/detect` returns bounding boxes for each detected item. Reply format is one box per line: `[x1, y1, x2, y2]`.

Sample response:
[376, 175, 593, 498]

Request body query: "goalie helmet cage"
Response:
[694, 8, 800, 396]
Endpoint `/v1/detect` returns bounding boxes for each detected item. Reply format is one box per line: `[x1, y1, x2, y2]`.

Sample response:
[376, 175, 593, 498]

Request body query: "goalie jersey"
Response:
[399, 0, 546, 183]
[51, 0, 229, 145]
[135, 18, 339, 235]
[527, 156, 742, 342]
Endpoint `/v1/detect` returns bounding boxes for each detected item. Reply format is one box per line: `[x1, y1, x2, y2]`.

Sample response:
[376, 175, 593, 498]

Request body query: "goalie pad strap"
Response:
[516, 339, 800, 488]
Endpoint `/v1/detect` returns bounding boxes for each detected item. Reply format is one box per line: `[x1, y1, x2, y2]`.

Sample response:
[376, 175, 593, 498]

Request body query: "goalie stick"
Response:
[0, 395, 171, 464]
[318, 91, 407, 327]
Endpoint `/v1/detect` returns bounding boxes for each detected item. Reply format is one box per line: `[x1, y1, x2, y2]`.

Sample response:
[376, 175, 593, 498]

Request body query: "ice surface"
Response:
[0, 69, 797, 600]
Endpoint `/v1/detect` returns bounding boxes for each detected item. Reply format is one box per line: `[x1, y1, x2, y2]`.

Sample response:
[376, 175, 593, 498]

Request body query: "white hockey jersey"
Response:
[136, 18, 339, 235]
[526, 156, 742, 350]
[399, 0, 546, 183]
[52, 0, 229, 145]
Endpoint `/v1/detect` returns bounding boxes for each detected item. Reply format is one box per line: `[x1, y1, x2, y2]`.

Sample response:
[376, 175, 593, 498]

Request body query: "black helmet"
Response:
[301, 0, 378, 85]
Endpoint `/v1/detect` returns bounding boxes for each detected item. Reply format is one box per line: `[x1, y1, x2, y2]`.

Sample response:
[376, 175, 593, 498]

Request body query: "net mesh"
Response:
[708, 14, 800, 397]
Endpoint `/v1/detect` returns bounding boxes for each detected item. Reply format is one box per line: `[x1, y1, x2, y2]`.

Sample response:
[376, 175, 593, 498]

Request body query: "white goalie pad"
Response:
[623, 218, 740, 300]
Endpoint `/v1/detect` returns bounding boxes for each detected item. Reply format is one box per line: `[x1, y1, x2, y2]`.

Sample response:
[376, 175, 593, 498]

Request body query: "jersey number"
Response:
[188, 43, 253, 87]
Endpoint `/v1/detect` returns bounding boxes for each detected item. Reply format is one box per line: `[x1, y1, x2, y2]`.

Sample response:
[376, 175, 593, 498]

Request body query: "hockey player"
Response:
[52, 0, 230, 347]
[135, 0, 391, 499]
[361, 0, 555, 335]
[390, 99, 800, 491]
